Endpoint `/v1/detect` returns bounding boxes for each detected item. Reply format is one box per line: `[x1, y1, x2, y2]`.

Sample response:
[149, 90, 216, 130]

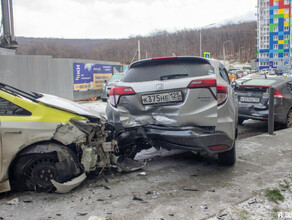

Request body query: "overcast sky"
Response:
[12, 0, 256, 39]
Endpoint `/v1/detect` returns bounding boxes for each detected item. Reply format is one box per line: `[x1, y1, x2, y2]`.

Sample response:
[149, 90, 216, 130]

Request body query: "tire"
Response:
[11, 143, 82, 192]
[285, 109, 292, 128]
[218, 143, 236, 166]
[238, 118, 245, 125]
[119, 145, 138, 159]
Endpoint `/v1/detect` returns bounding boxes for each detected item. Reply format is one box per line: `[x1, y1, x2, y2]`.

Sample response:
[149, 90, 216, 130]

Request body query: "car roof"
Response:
[129, 56, 217, 69]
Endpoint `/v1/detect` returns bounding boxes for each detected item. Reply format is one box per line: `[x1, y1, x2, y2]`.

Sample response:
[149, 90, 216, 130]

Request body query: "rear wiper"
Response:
[160, 74, 188, 80]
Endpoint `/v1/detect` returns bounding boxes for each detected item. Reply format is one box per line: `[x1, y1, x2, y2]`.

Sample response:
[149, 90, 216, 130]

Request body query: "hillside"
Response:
[16, 21, 257, 63]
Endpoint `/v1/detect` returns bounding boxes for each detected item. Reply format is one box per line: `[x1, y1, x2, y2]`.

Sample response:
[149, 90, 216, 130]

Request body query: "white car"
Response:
[106, 56, 238, 165]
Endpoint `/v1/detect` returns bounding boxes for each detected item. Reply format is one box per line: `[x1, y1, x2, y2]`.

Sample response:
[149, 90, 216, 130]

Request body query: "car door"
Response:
[0, 96, 32, 181]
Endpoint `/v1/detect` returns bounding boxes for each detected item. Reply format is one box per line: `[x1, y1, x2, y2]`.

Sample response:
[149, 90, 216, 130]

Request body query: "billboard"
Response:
[73, 63, 112, 91]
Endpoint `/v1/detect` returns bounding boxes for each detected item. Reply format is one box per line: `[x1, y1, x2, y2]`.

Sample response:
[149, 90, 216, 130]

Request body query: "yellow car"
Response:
[0, 82, 122, 193]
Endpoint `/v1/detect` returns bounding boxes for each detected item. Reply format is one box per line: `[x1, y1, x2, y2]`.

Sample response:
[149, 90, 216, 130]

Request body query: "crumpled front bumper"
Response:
[51, 173, 87, 194]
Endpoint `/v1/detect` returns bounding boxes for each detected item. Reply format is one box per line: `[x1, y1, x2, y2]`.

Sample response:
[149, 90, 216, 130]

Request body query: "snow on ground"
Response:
[208, 176, 292, 220]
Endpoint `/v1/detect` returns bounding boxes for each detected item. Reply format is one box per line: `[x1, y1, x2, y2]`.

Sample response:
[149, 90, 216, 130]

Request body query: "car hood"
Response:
[37, 93, 101, 119]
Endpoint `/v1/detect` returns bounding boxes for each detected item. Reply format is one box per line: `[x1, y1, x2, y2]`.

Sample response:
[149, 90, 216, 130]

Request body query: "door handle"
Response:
[4, 131, 22, 134]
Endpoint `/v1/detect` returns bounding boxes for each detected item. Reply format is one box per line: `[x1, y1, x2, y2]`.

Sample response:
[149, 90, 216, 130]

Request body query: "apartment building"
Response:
[257, 0, 292, 70]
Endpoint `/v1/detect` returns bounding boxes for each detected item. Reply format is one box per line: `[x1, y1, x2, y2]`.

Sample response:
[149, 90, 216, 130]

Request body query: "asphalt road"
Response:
[0, 100, 290, 220]
[0, 128, 291, 220]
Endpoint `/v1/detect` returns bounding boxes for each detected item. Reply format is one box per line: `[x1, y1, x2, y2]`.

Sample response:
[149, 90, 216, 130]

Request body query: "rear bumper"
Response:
[238, 104, 287, 123]
[119, 125, 234, 155]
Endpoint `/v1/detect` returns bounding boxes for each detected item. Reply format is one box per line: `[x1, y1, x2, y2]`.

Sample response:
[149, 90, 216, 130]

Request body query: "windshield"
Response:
[109, 74, 124, 82]
[123, 60, 214, 82]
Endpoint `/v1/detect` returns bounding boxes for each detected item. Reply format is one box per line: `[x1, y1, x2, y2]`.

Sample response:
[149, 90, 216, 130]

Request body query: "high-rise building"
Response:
[257, 0, 292, 70]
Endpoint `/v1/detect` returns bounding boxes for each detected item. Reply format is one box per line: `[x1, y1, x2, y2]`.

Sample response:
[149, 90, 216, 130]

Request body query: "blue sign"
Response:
[204, 52, 211, 58]
[73, 63, 112, 91]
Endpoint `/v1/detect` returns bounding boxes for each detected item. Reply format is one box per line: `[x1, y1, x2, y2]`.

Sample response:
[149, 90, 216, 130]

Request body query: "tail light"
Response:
[217, 84, 228, 106]
[109, 86, 136, 107]
[187, 78, 228, 106]
[152, 56, 177, 60]
[274, 89, 285, 99]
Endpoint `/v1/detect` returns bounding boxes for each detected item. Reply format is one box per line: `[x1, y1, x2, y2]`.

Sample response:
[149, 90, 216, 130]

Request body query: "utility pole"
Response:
[223, 40, 230, 66]
[199, 23, 215, 57]
[239, 47, 244, 63]
[0, 0, 18, 49]
[137, 39, 141, 60]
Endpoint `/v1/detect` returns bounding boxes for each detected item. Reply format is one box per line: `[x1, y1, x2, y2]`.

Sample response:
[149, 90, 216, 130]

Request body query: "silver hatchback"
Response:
[106, 57, 238, 165]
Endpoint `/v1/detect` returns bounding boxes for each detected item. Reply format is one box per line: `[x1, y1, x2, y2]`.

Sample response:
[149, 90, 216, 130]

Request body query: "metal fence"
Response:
[0, 54, 123, 100]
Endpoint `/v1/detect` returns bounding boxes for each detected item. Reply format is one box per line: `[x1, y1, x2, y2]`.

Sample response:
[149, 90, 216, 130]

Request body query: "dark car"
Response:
[235, 77, 292, 127]
[101, 73, 125, 101]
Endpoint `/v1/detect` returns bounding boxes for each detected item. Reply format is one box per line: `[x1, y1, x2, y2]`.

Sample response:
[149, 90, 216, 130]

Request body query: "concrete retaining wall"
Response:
[0, 54, 122, 100]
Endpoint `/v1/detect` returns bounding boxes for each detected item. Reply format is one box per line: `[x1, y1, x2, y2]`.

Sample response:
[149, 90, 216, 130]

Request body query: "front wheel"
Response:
[11, 143, 82, 192]
[217, 143, 236, 166]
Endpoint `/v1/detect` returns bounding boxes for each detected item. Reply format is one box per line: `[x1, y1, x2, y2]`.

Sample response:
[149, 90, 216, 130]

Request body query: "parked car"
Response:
[101, 73, 125, 101]
[0, 82, 141, 194]
[273, 69, 283, 76]
[106, 56, 238, 165]
[235, 78, 292, 127]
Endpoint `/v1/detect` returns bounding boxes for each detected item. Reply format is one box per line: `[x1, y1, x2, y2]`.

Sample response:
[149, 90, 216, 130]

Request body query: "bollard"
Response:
[268, 87, 274, 135]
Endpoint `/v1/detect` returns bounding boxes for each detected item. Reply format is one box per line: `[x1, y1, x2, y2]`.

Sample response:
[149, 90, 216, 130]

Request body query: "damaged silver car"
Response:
[106, 56, 238, 165]
[0, 83, 142, 194]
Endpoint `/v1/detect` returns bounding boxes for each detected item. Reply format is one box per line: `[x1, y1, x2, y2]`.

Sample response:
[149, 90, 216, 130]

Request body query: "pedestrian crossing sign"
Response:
[204, 52, 211, 58]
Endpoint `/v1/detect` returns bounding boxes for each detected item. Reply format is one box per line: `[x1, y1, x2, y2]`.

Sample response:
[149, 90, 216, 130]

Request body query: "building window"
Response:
[274, 53, 278, 58]
[285, 26, 289, 31]
[273, 62, 278, 66]
[284, 53, 289, 57]
[285, 8, 289, 14]
[284, 44, 289, 49]
[285, 0, 289, 5]
[273, 27, 278, 32]
[274, 44, 278, 49]
[273, 35, 278, 41]
[284, 35, 290, 40]
[274, 18, 278, 23]
[274, 1, 279, 6]
[274, 9, 278, 15]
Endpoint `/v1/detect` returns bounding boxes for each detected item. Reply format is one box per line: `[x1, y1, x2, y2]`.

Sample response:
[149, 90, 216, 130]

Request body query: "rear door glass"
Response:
[242, 79, 276, 86]
[122, 60, 214, 82]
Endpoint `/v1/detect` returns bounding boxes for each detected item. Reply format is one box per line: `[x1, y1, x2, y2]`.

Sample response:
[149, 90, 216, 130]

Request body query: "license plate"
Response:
[142, 91, 183, 105]
[240, 96, 260, 103]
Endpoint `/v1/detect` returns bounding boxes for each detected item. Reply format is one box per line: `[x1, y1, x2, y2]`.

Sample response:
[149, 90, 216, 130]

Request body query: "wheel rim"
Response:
[27, 158, 57, 189]
[287, 111, 292, 128]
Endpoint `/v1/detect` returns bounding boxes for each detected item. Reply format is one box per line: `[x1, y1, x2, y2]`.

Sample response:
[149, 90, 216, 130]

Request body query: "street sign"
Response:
[204, 52, 211, 58]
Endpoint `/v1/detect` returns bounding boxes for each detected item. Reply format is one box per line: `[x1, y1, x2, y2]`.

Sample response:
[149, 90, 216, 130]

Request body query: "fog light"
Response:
[209, 145, 229, 151]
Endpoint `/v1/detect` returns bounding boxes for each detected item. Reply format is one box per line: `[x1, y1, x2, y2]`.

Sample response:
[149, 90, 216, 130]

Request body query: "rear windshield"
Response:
[109, 74, 124, 82]
[122, 60, 214, 82]
[242, 79, 276, 86]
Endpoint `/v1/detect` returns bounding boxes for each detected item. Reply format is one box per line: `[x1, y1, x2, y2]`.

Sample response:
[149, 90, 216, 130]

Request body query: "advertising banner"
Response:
[73, 63, 112, 91]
